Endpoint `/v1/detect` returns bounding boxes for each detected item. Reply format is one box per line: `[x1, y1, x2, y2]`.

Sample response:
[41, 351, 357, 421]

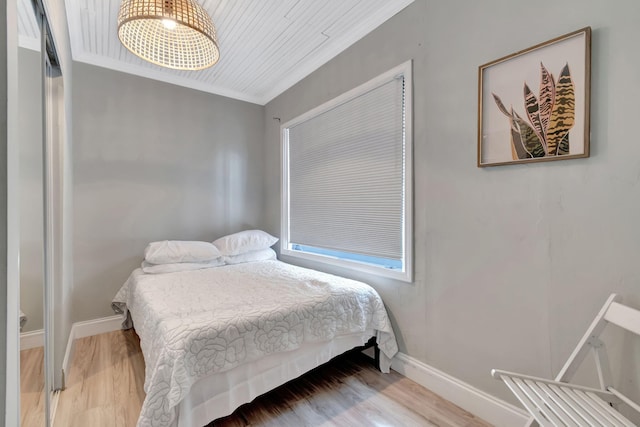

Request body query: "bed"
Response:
[112, 259, 398, 427]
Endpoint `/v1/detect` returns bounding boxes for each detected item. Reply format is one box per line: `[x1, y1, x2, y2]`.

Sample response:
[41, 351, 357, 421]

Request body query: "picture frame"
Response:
[478, 27, 591, 167]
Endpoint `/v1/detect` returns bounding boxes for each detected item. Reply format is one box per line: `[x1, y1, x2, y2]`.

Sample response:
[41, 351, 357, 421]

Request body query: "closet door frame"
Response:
[5, 0, 21, 424]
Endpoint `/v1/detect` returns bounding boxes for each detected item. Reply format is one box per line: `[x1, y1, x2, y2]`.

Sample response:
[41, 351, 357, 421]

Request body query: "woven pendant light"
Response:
[118, 0, 220, 71]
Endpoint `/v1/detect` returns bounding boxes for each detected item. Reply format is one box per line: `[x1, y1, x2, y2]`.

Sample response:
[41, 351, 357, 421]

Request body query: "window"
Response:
[281, 61, 412, 282]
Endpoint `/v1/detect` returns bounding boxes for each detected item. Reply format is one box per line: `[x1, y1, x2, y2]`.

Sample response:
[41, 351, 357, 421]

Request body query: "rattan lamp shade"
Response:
[118, 0, 220, 71]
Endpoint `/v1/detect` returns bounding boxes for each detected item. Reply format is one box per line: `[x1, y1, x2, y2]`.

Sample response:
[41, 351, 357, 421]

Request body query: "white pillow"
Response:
[223, 248, 277, 265]
[141, 259, 225, 274]
[144, 240, 222, 264]
[212, 230, 278, 256]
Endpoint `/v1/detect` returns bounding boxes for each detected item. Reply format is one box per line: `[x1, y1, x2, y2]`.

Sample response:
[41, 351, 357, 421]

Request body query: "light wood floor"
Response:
[55, 330, 492, 427]
[21, 346, 46, 427]
[54, 329, 145, 427]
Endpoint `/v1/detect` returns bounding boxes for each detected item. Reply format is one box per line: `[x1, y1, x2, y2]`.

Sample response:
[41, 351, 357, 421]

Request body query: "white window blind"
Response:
[286, 73, 406, 261]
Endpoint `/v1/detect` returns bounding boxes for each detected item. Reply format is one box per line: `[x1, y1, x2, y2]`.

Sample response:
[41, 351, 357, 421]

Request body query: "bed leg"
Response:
[362, 336, 381, 371]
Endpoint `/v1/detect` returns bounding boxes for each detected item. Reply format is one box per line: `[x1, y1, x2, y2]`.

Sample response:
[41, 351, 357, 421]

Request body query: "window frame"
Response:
[280, 60, 413, 282]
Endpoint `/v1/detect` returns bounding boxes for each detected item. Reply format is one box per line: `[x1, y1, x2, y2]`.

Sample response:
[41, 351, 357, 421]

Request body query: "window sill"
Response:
[280, 248, 413, 283]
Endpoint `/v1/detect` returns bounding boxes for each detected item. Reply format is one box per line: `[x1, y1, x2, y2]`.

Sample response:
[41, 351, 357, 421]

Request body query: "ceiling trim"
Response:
[63, 0, 82, 64]
[19, 36, 40, 51]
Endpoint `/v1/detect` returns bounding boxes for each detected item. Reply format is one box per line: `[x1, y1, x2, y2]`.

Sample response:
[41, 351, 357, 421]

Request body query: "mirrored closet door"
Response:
[17, 0, 46, 422]
[18, 0, 62, 425]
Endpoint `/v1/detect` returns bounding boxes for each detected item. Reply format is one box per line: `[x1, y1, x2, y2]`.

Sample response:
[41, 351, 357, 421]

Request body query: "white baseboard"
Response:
[20, 329, 44, 350]
[62, 315, 124, 386]
[391, 352, 528, 427]
[72, 314, 124, 339]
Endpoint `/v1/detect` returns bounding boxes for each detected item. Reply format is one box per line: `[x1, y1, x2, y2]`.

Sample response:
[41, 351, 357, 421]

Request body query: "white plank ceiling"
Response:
[18, 0, 414, 105]
[17, 0, 41, 51]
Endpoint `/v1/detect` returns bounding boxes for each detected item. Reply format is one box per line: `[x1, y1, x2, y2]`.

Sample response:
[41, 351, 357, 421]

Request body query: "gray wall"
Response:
[72, 63, 265, 321]
[265, 0, 640, 406]
[18, 47, 44, 333]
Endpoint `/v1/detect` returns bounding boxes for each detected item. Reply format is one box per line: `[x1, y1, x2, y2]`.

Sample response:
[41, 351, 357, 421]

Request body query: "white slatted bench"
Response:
[492, 294, 640, 427]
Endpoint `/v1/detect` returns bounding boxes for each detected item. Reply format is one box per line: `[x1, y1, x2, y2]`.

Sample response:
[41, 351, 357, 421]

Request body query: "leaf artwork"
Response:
[513, 110, 546, 158]
[524, 83, 544, 149]
[493, 94, 529, 160]
[537, 64, 555, 141]
[546, 64, 575, 155]
[492, 62, 575, 160]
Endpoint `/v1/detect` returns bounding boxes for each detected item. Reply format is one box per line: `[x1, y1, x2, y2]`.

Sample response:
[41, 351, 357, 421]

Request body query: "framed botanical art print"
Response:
[478, 27, 591, 167]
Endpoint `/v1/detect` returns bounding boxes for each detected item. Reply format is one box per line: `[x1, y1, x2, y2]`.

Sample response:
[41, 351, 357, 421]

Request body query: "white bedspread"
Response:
[112, 260, 398, 427]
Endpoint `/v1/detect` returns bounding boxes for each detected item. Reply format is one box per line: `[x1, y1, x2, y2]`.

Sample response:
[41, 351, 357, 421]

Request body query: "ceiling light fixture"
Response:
[117, 0, 220, 71]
